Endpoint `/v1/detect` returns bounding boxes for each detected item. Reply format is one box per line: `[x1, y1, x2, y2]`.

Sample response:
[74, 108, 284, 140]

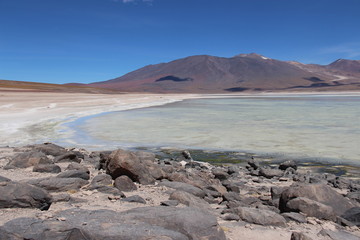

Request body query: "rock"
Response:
[106, 149, 155, 185]
[279, 183, 357, 216]
[281, 212, 307, 223]
[271, 186, 285, 208]
[160, 181, 205, 198]
[56, 170, 90, 180]
[33, 164, 61, 173]
[0, 176, 11, 182]
[160, 200, 179, 206]
[95, 186, 125, 196]
[221, 213, 240, 221]
[330, 176, 352, 189]
[0, 227, 24, 240]
[222, 192, 242, 202]
[1, 207, 226, 240]
[212, 168, 230, 181]
[114, 175, 137, 192]
[233, 207, 287, 227]
[290, 232, 314, 240]
[169, 190, 211, 210]
[318, 229, 360, 240]
[347, 192, 360, 203]
[66, 162, 89, 173]
[121, 195, 146, 204]
[223, 181, 240, 193]
[88, 174, 112, 189]
[181, 150, 193, 161]
[97, 151, 112, 170]
[341, 207, 360, 226]
[279, 160, 297, 171]
[54, 153, 81, 163]
[4, 151, 52, 169]
[30, 143, 68, 156]
[286, 197, 336, 220]
[27, 177, 88, 192]
[259, 167, 283, 179]
[247, 158, 259, 170]
[0, 181, 52, 210]
[51, 193, 71, 203]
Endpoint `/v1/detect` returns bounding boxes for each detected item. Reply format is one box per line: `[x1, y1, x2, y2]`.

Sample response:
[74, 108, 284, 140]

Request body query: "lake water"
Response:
[65, 95, 360, 165]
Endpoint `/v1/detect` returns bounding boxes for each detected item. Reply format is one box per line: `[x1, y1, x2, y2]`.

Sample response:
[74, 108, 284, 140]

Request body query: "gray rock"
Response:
[279, 183, 357, 216]
[0, 227, 24, 240]
[160, 200, 179, 206]
[96, 186, 125, 196]
[341, 207, 360, 226]
[106, 149, 155, 185]
[160, 181, 205, 198]
[54, 152, 81, 163]
[233, 207, 287, 227]
[1, 207, 226, 240]
[169, 190, 211, 210]
[221, 213, 240, 221]
[27, 177, 88, 192]
[247, 158, 259, 170]
[4, 151, 52, 169]
[291, 232, 314, 240]
[279, 160, 297, 171]
[89, 174, 112, 189]
[212, 168, 230, 181]
[281, 212, 307, 223]
[56, 170, 90, 180]
[114, 175, 137, 192]
[66, 162, 89, 173]
[0, 176, 11, 182]
[286, 197, 336, 220]
[330, 176, 351, 189]
[121, 195, 146, 204]
[347, 192, 360, 203]
[259, 167, 283, 179]
[0, 181, 52, 210]
[318, 229, 360, 240]
[222, 192, 242, 202]
[30, 143, 68, 156]
[51, 193, 71, 203]
[33, 164, 61, 173]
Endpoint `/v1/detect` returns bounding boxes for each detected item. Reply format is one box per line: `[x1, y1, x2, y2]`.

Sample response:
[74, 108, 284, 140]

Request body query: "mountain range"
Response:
[86, 53, 360, 93]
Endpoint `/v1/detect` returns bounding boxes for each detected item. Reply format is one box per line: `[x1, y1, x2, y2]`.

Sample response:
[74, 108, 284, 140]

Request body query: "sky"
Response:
[1, 0, 360, 84]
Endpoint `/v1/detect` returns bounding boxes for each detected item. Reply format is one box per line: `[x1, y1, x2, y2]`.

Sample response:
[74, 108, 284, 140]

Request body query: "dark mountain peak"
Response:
[234, 53, 271, 60]
[328, 58, 360, 73]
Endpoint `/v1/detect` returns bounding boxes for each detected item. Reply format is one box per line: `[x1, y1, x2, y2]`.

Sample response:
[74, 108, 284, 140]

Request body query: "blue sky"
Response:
[1, 0, 360, 84]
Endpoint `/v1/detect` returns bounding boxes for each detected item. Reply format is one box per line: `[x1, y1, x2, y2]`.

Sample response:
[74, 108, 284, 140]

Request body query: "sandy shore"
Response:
[0, 91, 200, 146]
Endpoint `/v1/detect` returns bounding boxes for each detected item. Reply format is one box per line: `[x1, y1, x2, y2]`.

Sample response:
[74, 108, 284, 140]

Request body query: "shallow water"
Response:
[64, 95, 360, 165]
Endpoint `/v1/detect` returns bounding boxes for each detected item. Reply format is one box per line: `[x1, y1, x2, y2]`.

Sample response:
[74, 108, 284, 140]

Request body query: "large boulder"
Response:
[106, 149, 156, 185]
[27, 177, 88, 192]
[1, 207, 226, 240]
[0, 181, 52, 210]
[4, 151, 52, 169]
[233, 207, 287, 227]
[29, 143, 68, 156]
[279, 184, 358, 216]
[286, 197, 336, 220]
[160, 181, 205, 198]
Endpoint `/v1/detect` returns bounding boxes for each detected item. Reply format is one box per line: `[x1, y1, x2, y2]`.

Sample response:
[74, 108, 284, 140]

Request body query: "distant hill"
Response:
[87, 53, 360, 93]
[0, 80, 119, 94]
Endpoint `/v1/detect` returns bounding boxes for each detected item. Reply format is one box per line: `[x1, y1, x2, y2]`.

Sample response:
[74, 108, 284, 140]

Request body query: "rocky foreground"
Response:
[0, 143, 359, 240]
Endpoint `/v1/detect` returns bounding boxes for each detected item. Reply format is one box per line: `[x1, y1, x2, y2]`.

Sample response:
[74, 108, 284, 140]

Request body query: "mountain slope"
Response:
[89, 53, 360, 93]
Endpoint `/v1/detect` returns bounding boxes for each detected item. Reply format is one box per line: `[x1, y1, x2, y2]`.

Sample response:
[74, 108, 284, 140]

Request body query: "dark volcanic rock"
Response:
[88, 174, 112, 189]
[259, 167, 283, 179]
[233, 207, 287, 227]
[33, 164, 61, 173]
[66, 162, 89, 173]
[1, 207, 226, 240]
[0, 228, 24, 240]
[27, 177, 88, 192]
[247, 158, 259, 170]
[160, 200, 179, 207]
[169, 190, 211, 210]
[279, 160, 297, 171]
[5, 151, 52, 169]
[114, 175, 137, 192]
[0, 176, 11, 182]
[279, 183, 358, 216]
[341, 207, 360, 226]
[106, 149, 155, 185]
[56, 170, 90, 180]
[160, 181, 205, 198]
[290, 232, 313, 240]
[212, 168, 230, 181]
[281, 212, 307, 223]
[286, 197, 336, 220]
[318, 229, 360, 240]
[0, 181, 52, 210]
[121, 195, 146, 204]
[30, 143, 68, 156]
[54, 152, 81, 163]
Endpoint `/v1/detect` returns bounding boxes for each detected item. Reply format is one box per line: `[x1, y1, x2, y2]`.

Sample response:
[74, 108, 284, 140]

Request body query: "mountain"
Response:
[87, 53, 360, 93]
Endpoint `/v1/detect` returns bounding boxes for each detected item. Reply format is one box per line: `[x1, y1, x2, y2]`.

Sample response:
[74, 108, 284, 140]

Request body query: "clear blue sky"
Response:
[1, 0, 360, 84]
